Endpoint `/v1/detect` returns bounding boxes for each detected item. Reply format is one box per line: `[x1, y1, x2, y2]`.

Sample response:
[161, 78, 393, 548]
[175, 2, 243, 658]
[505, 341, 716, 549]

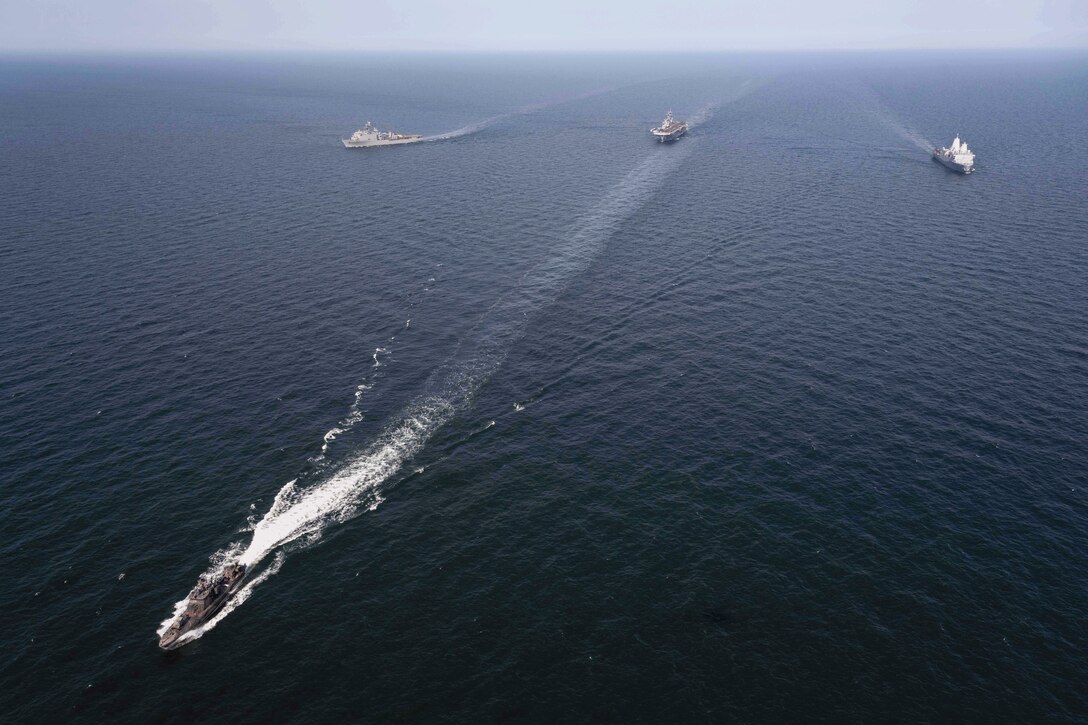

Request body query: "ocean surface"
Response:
[1, 52, 1087, 722]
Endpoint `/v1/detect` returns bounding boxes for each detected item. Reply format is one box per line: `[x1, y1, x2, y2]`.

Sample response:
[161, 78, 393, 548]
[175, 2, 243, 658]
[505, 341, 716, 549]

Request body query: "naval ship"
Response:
[932, 135, 975, 174]
[159, 563, 247, 650]
[342, 121, 424, 148]
[651, 111, 687, 142]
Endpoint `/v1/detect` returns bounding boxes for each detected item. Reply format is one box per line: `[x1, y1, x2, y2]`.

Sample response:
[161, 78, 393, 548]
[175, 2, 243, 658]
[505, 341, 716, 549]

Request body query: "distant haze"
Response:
[2, 0, 1086, 52]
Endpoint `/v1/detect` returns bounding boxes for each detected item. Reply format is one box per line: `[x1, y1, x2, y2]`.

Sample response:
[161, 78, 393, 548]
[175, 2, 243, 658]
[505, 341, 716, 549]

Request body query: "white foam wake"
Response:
[876, 111, 934, 153]
[162, 107, 708, 643]
[239, 396, 453, 566]
[315, 347, 386, 460]
[422, 87, 615, 142]
[855, 84, 934, 153]
[424, 113, 508, 142]
[687, 103, 719, 130]
[685, 80, 758, 131]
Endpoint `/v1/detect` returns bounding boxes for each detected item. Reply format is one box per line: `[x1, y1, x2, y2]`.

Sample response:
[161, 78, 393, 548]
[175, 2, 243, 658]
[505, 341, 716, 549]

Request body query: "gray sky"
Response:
[2, 0, 1086, 52]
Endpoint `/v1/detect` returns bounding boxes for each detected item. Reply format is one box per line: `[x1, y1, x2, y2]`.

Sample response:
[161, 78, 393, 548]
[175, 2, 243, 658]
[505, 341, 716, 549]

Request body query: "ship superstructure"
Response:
[651, 111, 687, 142]
[932, 135, 975, 174]
[159, 563, 247, 649]
[342, 121, 424, 148]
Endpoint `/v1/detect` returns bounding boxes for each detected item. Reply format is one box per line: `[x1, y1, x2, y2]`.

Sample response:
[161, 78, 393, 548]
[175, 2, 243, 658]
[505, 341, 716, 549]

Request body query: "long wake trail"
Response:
[852, 83, 934, 152]
[160, 112, 707, 643]
[242, 141, 696, 565]
[422, 87, 615, 142]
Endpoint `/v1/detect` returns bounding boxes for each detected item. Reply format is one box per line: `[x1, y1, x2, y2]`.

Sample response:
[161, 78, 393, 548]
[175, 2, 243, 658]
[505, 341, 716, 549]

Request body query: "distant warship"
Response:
[342, 121, 424, 148]
[159, 563, 247, 650]
[933, 135, 975, 174]
[651, 111, 687, 142]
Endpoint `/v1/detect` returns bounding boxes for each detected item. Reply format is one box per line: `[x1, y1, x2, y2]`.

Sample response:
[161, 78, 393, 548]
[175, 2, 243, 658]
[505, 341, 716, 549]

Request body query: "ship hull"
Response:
[932, 151, 973, 174]
[342, 136, 424, 148]
[159, 592, 231, 650]
[159, 567, 247, 650]
[651, 128, 686, 143]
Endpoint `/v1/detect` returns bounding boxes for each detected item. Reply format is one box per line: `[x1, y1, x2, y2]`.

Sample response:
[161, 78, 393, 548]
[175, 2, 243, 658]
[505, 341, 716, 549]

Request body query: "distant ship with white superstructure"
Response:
[932, 135, 975, 174]
[651, 111, 687, 142]
[342, 121, 424, 148]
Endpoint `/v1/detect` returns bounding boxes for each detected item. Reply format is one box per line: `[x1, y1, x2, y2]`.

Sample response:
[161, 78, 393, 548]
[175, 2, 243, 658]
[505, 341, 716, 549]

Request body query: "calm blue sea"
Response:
[1, 52, 1087, 722]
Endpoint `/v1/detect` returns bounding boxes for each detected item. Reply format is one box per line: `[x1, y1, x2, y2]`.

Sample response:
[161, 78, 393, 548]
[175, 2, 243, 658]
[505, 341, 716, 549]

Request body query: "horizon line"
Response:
[2, 46, 1087, 57]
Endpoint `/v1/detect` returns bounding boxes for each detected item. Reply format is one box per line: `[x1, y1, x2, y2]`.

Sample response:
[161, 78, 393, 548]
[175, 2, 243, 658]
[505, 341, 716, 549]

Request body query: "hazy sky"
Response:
[2, 0, 1086, 52]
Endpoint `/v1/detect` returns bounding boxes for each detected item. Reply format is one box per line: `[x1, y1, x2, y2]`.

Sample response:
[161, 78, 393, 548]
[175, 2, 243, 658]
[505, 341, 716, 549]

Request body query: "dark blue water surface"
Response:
[2, 52, 1087, 723]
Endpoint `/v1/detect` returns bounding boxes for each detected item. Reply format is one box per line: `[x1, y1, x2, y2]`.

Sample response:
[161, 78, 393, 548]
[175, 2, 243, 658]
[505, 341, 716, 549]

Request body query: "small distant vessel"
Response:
[932, 135, 975, 174]
[159, 563, 247, 650]
[651, 111, 687, 142]
[342, 121, 424, 148]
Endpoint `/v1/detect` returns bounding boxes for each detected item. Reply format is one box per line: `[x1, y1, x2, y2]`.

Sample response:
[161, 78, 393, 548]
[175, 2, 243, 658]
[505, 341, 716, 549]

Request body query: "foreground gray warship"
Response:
[159, 563, 247, 650]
